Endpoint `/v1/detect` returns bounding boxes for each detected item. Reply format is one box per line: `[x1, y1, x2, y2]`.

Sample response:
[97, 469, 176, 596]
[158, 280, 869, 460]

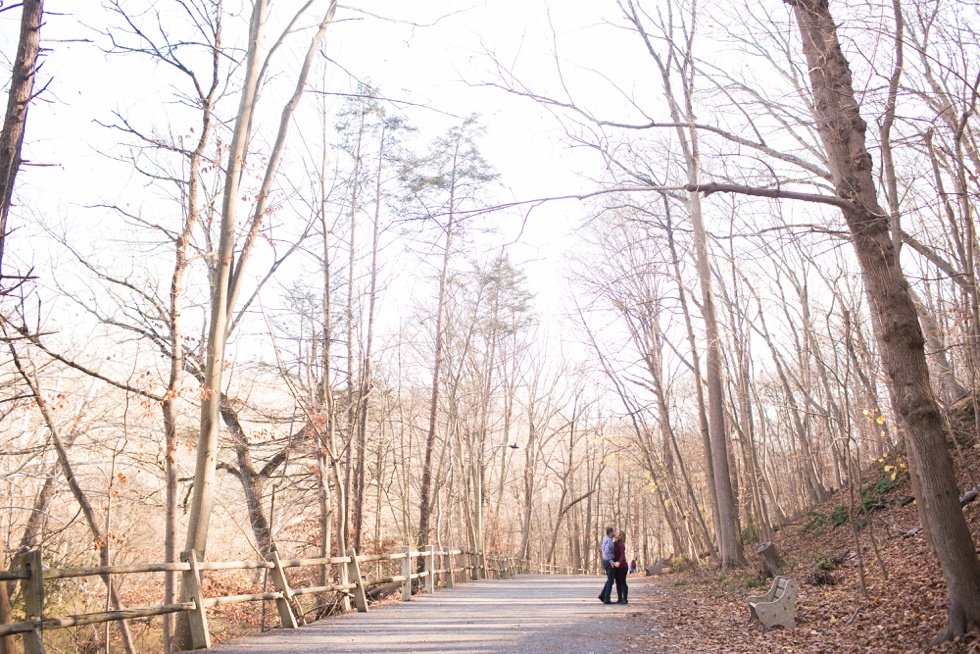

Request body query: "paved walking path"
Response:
[203, 575, 648, 654]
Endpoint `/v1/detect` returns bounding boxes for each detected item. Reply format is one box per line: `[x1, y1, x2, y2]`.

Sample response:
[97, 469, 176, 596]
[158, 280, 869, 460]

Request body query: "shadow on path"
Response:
[198, 574, 648, 654]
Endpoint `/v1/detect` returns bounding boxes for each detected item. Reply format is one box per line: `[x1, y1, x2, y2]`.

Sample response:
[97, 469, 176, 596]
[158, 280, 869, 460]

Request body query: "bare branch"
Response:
[686, 181, 860, 212]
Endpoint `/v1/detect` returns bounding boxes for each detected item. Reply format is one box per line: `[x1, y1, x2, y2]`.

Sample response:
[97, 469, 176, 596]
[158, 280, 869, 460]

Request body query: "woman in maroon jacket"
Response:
[612, 530, 629, 604]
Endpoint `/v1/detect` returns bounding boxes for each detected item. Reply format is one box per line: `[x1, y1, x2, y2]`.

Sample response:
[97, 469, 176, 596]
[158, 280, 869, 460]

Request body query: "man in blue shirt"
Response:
[598, 526, 616, 604]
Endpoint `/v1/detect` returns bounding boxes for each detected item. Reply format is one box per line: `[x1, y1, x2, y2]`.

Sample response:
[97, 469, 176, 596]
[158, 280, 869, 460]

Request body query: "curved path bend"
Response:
[203, 575, 648, 654]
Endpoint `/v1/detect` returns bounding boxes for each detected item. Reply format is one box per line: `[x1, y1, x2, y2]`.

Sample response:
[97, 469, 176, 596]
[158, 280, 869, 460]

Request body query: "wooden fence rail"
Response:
[0, 546, 583, 651]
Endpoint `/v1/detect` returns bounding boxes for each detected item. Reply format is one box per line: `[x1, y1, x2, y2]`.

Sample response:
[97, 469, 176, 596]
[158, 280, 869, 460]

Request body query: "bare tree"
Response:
[7, 338, 137, 654]
[693, 0, 980, 642]
[401, 116, 498, 550]
[786, 0, 980, 641]
[0, 0, 43, 294]
[101, 2, 225, 646]
[185, 0, 337, 559]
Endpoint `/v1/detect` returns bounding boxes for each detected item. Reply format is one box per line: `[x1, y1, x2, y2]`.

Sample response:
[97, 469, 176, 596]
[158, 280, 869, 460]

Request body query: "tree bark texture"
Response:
[162, 42, 217, 650]
[220, 403, 274, 554]
[665, 209, 721, 543]
[0, 0, 42, 281]
[789, 0, 980, 641]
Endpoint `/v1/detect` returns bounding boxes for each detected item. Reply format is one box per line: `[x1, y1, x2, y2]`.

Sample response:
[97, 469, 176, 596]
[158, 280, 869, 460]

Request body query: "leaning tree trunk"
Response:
[0, 0, 42, 283]
[184, 0, 267, 561]
[11, 345, 137, 654]
[789, 0, 980, 642]
[179, 1, 337, 645]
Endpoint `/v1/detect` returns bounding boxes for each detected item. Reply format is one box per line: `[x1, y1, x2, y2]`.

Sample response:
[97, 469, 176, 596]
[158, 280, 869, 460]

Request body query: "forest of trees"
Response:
[1, 0, 979, 650]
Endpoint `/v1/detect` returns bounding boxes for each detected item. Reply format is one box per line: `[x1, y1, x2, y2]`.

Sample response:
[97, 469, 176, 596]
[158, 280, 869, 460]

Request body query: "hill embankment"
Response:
[628, 419, 980, 653]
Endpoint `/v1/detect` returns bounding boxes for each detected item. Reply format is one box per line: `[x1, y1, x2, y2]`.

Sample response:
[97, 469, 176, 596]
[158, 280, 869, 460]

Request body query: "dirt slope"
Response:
[627, 432, 980, 653]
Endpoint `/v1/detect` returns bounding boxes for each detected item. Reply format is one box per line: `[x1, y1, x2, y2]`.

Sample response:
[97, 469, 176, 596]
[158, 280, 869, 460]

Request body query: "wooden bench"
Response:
[746, 576, 799, 630]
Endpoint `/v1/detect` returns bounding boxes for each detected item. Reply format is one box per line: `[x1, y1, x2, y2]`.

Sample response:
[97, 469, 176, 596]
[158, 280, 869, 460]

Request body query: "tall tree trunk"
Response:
[644, 307, 716, 558]
[622, 0, 745, 570]
[0, 0, 42, 283]
[180, 2, 335, 643]
[344, 115, 362, 552]
[161, 41, 217, 649]
[687, 180, 745, 569]
[789, 0, 980, 641]
[418, 202, 455, 548]
[718, 263, 768, 535]
[663, 204, 720, 543]
[352, 121, 386, 551]
[185, 0, 267, 560]
[185, 0, 336, 558]
[318, 75, 340, 576]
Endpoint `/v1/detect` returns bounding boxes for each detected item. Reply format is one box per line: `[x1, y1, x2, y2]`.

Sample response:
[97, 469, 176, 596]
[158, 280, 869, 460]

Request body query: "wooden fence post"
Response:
[469, 551, 479, 581]
[345, 549, 368, 613]
[424, 546, 435, 594]
[457, 545, 467, 584]
[0, 564, 13, 654]
[180, 550, 211, 650]
[268, 550, 298, 629]
[444, 551, 455, 588]
[337, 547, 351, 613]
[21, 549, 44, 654]
[400, 546, 412, 602]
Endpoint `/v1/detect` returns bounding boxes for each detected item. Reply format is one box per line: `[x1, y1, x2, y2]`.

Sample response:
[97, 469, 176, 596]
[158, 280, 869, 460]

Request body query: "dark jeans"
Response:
[599, 559, 615, 601]
[614, 565, 629, 602]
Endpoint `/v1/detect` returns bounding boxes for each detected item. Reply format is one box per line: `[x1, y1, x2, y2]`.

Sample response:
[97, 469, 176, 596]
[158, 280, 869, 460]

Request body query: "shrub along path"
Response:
[197, 574, 651, 654]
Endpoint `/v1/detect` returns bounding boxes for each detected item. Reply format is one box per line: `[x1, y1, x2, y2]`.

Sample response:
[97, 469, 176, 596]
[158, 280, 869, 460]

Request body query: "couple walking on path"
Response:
[598, 526, 628, 605]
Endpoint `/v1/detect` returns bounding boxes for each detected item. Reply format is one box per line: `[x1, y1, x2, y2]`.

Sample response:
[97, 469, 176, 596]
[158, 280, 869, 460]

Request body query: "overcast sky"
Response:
[5, 1, 663, 328]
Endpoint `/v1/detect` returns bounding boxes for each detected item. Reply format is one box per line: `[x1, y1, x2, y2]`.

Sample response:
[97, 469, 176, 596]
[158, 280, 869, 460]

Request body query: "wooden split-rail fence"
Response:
[0, 546, 583, 652]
